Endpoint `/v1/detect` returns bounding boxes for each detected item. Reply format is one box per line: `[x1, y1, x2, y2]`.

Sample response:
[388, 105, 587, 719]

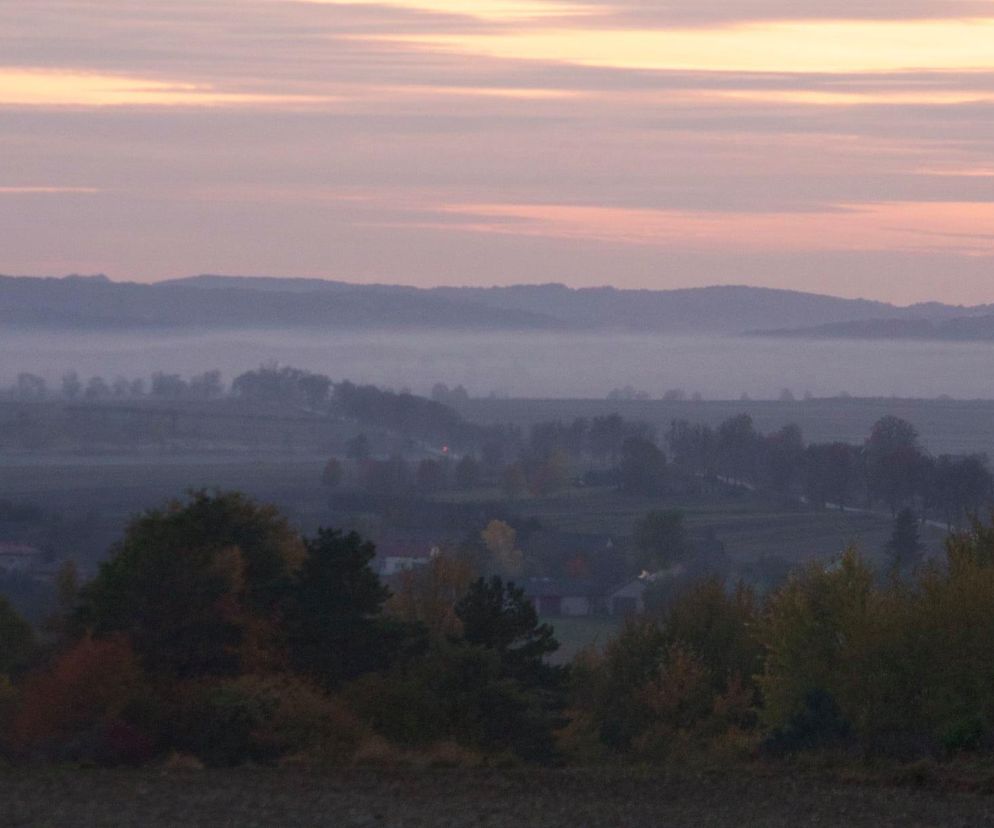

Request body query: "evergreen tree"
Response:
[285, 528, 420, 689]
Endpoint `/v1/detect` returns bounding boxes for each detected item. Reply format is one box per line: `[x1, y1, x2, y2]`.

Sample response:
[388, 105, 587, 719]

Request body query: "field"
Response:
[0, 458, 330, 577]
[0, 395, 967, 618]
[2, 767, 993, 827]
[0, 457, 327, 521]
[511, 486, 948, 568]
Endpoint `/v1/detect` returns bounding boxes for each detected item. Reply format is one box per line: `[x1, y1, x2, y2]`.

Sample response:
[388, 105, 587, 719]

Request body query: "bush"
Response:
[760, 689, 852, 756]
[348, 639, 556, 760]
[757, 549, 874, 733]
[585, 619, 667, 751]
[171, 674, 364, 766]
[9, 634, 152, 763]
[659, 578, 762, 699]
[0, 597, 34, 677]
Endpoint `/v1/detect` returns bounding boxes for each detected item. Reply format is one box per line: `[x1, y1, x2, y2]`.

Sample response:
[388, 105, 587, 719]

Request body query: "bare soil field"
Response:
[2, 767, 993, 827]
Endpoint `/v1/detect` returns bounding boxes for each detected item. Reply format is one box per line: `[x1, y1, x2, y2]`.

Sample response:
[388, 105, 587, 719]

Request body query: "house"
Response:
[0, 542, 43, 573]
[607, 578, 647, 616]
[522, 578, 608, 618]
[371, 528, 453, 577]
[379, 544, 441, 576]
[607, 565, 687, 616]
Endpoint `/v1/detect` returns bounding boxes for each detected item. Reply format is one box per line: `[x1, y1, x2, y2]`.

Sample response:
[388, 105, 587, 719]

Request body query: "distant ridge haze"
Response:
[1, 273, 991, 338]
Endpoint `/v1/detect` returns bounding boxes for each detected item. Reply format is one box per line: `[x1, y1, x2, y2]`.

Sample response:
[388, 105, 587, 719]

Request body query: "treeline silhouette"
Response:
[4, 490, 994, 768]
[10, 365, 989, 530]
[665, 413, 991, 527]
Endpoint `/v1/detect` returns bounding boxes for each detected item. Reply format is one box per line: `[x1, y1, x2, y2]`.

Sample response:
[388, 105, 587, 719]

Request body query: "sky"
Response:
[2, 1, 994, 305]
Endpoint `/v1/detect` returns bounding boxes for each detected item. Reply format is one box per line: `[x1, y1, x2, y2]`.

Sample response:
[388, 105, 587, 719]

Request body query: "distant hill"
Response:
[0, 275, 560, 332]
[1, 273, 987, 335]
[753, 314, 994, 341]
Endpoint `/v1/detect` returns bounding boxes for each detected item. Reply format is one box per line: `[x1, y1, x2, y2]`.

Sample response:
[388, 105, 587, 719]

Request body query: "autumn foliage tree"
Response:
[75, 491, 305, 679]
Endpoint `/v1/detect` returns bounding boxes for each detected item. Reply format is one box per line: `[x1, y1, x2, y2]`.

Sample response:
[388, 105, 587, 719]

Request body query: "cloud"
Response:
[2, 0, 994, 302]
[379, 18, 994, 75]
[0, 70, 332, 108]
[0, 186, 100, 194]
[417, 200, 994, 256]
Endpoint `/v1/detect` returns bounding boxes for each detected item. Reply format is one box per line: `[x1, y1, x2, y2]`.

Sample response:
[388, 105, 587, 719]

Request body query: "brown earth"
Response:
[2, 767, 994, 827]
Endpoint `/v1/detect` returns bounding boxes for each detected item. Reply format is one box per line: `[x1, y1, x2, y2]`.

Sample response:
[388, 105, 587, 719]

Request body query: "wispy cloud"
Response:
[0, 70, 332, 108]
[379, 18, 994, 74]
[421, 200, 994, 256]
[0, 186, 100, 194]
[1, 0, 994, 301]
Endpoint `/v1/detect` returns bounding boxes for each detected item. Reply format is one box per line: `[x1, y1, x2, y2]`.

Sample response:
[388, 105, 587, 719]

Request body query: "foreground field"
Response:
[2, 767, 993, 827]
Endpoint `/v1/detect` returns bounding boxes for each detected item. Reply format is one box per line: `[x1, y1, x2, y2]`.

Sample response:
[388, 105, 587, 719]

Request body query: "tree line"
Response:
[666, 413, 992, 528]
[4, 490, 994, 769]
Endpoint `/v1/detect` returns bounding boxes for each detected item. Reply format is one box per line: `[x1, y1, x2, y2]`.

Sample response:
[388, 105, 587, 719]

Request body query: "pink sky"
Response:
[2, 1, 994, 304]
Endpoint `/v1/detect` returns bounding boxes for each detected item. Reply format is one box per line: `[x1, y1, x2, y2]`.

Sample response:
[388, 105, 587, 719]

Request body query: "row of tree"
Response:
[7, 489, 994, 767]
[572, 528, 994, 762]
[667, 414, 993, 527]
[0, 492, 566, 765]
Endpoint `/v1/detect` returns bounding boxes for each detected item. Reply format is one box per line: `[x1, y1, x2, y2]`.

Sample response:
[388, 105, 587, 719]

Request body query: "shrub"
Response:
[349, 635, 562, 761]
[760, 689, 852, 756]
[757, 549, 875, 733]
[659, 578, 762, 700]
[171, 674, 364, 766]
[9, 634, 152, 763]
[0, 597, 34, 678]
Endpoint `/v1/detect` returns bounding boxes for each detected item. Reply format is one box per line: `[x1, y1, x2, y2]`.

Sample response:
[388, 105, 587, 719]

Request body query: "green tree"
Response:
[285, 528, 416, 689]
[453, 576, 567, 758]
[762, 424, 804, 493]
[0, 597, 34, 676]
[456, 577, 559, 677]
[633, 510, 690, 571]
[757, 549, 875, 731]
[804, 442, 860, 509]
[660, 578, 762, 695]
[454, 455, 481, 490]
[619, 437, 667, 495]
[716, 414, 759, 483]
[865, 416, 925, 514]
[886, 508, 922, 575]
[76, 491, 304, 679]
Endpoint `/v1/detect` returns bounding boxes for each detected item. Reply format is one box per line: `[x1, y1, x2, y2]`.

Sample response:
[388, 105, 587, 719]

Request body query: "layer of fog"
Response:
[4, 329, 994, 400]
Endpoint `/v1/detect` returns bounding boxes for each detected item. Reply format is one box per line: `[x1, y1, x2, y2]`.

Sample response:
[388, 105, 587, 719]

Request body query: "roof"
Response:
[380, 545, 437, 560]
[521, 577, 607, 599]
[0, 543, 41, 557]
